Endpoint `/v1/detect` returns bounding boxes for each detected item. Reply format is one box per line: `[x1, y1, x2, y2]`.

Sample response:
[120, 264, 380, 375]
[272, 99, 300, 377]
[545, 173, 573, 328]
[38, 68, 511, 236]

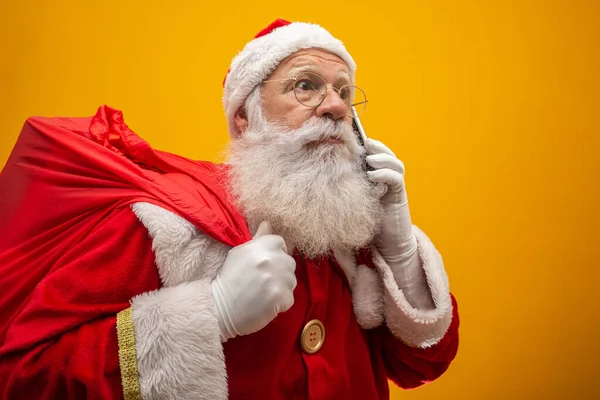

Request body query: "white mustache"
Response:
[295, 117, 354, 143]
[263, 117, 359, 153]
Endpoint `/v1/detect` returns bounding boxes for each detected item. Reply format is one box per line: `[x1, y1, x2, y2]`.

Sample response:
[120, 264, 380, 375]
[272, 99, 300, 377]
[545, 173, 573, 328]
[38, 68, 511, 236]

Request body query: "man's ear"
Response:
[233, 107, 249, 135]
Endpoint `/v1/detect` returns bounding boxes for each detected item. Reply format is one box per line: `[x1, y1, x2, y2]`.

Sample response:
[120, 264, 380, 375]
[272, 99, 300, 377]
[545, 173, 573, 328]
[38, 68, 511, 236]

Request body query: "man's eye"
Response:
[295, 80, 314, 91]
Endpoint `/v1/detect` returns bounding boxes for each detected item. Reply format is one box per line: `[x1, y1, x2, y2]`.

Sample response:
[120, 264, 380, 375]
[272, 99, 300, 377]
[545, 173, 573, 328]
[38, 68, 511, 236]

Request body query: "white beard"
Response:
[225, 114, 384, 259]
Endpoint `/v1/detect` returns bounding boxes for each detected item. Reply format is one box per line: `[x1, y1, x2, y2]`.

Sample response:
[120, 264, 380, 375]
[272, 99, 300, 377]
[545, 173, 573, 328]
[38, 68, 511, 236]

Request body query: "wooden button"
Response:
[301, 319, 325, 354]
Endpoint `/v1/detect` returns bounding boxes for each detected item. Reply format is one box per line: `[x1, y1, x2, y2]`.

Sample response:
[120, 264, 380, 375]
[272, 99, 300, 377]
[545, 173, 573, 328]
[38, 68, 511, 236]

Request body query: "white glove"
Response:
[211, 221, 297, 341]
[364, 139, 436, 310]
[365, 139, 417, 262]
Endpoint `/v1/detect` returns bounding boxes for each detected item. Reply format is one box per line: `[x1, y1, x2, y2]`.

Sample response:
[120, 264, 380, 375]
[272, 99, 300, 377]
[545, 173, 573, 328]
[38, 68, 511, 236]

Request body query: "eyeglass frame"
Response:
[262, 71, 368, 117]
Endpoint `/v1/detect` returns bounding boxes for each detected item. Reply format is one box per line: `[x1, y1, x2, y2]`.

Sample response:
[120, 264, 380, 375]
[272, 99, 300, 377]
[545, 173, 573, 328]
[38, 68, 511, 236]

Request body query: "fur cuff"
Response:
[372, 225, 453, 348]
[131, 280, 227, 400]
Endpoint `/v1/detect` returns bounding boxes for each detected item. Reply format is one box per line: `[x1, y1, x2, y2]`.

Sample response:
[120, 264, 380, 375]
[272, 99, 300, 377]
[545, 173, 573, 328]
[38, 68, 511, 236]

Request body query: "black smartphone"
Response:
[351, 106, 373, 172]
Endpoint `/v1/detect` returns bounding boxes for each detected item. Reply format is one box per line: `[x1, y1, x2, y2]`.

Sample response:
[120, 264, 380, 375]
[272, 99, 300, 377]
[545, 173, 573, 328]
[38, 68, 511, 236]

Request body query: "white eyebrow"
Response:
[286, 65, 318, 76]
[335, 70, 352, 84]
[286, 64, 352, 86]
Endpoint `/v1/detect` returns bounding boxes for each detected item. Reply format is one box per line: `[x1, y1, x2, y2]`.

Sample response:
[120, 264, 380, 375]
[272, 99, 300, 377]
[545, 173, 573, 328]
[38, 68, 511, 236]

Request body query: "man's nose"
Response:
[315, 86, 347, 121]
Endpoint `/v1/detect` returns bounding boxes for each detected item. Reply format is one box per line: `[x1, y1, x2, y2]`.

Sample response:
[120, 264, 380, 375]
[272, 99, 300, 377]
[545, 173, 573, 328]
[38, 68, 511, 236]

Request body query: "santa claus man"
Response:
[0, 19, 459, 399]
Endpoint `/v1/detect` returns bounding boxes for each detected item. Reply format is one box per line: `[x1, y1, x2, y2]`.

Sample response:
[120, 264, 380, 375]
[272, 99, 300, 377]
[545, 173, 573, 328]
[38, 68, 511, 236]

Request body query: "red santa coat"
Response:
[0, 106, 459, 399]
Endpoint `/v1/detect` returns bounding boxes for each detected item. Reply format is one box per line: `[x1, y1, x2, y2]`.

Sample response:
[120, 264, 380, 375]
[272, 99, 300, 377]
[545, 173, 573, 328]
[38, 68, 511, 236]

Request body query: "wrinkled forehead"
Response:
[268, 48, 352, 83]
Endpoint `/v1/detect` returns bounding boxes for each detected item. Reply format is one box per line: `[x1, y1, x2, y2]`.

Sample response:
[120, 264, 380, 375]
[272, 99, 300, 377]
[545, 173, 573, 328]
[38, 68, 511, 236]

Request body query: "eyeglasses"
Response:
[262, 72, 368, 117]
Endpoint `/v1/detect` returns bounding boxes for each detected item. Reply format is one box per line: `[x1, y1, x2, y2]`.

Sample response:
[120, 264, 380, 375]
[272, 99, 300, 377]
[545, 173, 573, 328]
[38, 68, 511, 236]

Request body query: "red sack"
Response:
[0, 105, 251, 348]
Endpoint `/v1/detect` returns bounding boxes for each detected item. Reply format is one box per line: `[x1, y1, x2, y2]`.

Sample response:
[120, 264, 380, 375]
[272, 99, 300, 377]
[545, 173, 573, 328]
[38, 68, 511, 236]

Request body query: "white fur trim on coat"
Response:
[131, 202, 229, 286]
[333, 248, 384, 330]
[223, 21, 356, 135]
[353, 265, 385, 329]
[372, 225, 453, 348]
[129, 202, 230, 399]
[131, 281, 227, 400]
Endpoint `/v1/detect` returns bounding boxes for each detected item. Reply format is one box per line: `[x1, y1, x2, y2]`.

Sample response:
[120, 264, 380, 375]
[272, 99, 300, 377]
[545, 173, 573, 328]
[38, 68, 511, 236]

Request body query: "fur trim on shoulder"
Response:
[131, 202, 229, 286]
[372, 225, 453, 348]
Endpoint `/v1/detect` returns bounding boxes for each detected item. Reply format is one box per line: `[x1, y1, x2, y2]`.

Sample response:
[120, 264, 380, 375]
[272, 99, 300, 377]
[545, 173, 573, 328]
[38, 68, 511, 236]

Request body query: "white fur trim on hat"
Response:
[223, 21, 356, 135]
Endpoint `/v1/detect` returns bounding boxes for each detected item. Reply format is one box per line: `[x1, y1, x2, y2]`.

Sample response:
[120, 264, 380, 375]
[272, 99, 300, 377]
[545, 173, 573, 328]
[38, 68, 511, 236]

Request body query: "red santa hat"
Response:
[222, 19, 357, 135]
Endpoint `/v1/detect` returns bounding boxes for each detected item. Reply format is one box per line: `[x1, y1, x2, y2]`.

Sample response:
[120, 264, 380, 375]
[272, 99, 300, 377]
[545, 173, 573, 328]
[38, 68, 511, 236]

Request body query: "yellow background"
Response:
[1, 1, 598, 399]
